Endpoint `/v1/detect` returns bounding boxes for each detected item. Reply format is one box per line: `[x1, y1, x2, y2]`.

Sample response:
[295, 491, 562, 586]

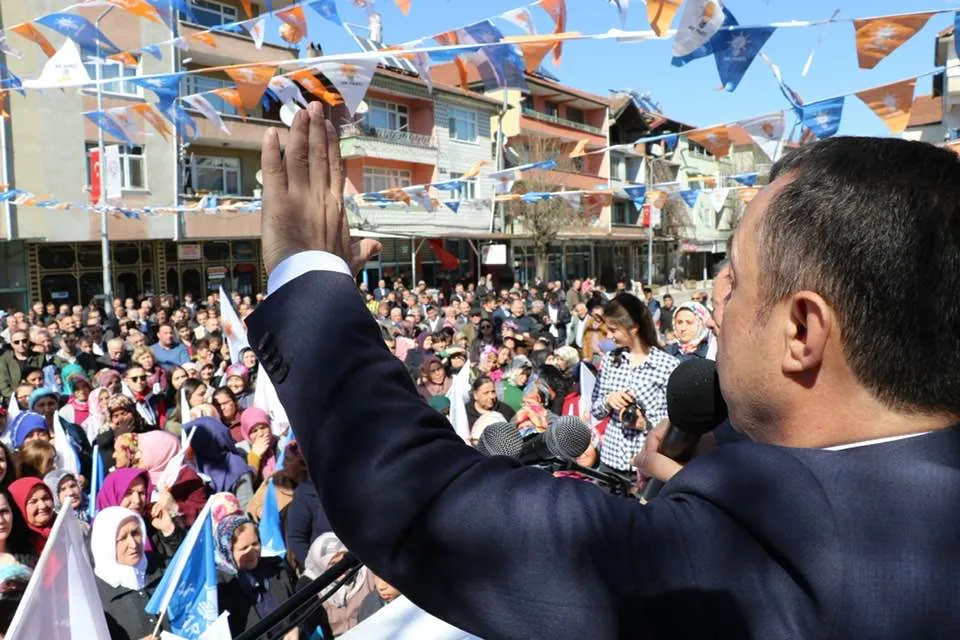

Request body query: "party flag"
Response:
[267, 75, 308, 109]
[536, 0, 567, 64]
[713, 26, 776, 91]
[108, 0, 165, 24]
[212, 87, 248, 119]
[35, 13, 120, 56]
[142, 44, 162, 59]
[738, 111, 785, 161]
[109, 51, 138, 66]
[85, 111, 132, 143]
[461, 22, 526, 91]
[730, 173, 758, 187]
[646, 0, 681, 37]
[314, 59, 378, 114]
[0, 33, 22, 59]
[240, 0, 254, 18]
[517, 41, 554, 72]
[146, 0, 197, 26]
[5, 506, 111, 640]
[252, 359, 290, 435]
[569, 139, 590, 158]
[239, 18, 266, 48]
[677, 189, 700, 207]
[609, 0, 630, 28]
[797, 96, 844, 139]
[853, 13, 933, 70]
[219, 285, 251, 363]
[308, 0, 343, 25]
[169, 104, 198, 140]
[145, 503, 219, 637]
[88, 444, 104, 519]
[443, 200, 460, 213]
[182, 94, 229, 134]
[129, 72, 184, 114]
[277, 5, 308, 44]
[956, 12, 960, 61]
[259, 481, 287, 558]
[10, 22, 57, 58]
[688, 125, 732, 157]
[673, 4, 737, 67]
[462, 159, 488, 179]
[132, 102, 173, 140]
[52, 415, 81, 476]
[555, 191, 582, 212]
[737, 187, 761, 204]
[395, 0, 412, 16]
[288, 68, 343, 105]
[225, 64, 276, 110]
[673, 0, 722, 57]
[854, 78, 917, 134]
[190, 32, 218, 48]
[502, 8, 537, 34]
[623, 184, 646, 208]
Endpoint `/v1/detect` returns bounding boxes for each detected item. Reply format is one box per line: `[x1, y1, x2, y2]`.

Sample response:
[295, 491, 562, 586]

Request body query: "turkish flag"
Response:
[641, 203, 651, 227]
[89, 148, 101, 205]
[428, 239, 460, 271]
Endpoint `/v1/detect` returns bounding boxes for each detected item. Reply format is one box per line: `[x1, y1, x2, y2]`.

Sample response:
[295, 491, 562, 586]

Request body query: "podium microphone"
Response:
[639, 358, 728, 501]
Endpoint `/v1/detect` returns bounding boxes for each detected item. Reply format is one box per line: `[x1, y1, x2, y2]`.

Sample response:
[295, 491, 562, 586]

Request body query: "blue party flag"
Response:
[797, 97, 845, 139]
[84, 111, 132, 144]
[141, 44, 162, 60]
[88, 444, 105, 520]
[35, 13, 120, 56]
[955, 12, 960, 60]
[0, 65, 23, 96]
[443, 200, 461, 213]
[623, 184, 647, 207]
[129, 72, 185, 114]
[731, 173, 758, 187]
[672, 6, 738, 67]
[677, 190, 700, 208]
[307, 0, 342, 26]
[713, 26, 776, 92]
[168, 104, 198, 139]
[259, 480, 287, 558]
[145, 503, 219, 636]
[274, 429, 293, 472]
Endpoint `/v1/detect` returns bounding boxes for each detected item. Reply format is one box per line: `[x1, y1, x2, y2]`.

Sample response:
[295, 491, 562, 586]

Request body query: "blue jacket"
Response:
[285, 481, 331, 567]
[150, 342, 189, 372]
[248, 268, 960, 639]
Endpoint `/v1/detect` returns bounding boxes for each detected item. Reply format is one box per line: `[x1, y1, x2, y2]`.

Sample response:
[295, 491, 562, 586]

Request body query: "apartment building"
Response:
[903, 25, 960, 144]
[0, 0, 499, 308]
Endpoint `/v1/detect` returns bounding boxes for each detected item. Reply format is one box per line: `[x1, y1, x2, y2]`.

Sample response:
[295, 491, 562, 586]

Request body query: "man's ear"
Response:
[781, 291, 832, 374]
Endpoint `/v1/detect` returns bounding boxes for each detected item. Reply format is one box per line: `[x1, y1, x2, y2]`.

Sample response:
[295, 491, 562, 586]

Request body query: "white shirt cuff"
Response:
[267, 251, 352, 296]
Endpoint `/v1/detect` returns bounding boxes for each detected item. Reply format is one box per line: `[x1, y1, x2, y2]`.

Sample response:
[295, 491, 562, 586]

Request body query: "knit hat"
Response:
[28, 388, 58, 412]
[427, 395, 451, 413]
[224, 364, 249, 383]
[10, 412, 49, 449]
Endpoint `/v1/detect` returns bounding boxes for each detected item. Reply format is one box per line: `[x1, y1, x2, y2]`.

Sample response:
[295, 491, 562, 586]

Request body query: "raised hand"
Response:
[260, 101, 381, 276]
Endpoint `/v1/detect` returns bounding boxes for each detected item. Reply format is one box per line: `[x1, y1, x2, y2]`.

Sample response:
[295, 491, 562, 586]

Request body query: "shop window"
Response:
[232, 241, 256, 262]
[117, 272, 140, 299]
[142, 269, 153, 295]
[203, 241, 231, 261]
[140, 244, 153, 264]
[113, 243, 140, 266]
[166, 269, 180, 298]
[79, 273, 104, 303]
[42, 274, 78, 305]
[77, 244, 103, 269]
[165, 241, 178, 262]
[38, 246, 76, 270]
[182, 269, 203, 299]
[234, 264, 257, 297]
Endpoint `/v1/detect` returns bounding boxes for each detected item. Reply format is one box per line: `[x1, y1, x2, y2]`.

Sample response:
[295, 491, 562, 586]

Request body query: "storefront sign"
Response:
[178, 244, 202, 261]
[207, 266, 228, 279]
[481, 244, 507, 265]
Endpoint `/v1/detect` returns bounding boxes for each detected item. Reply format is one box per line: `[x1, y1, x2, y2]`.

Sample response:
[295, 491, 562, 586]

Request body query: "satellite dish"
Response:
[255, 170, 263, 186]
[356, 100, 369, 115]
[280, 102, 303, 127]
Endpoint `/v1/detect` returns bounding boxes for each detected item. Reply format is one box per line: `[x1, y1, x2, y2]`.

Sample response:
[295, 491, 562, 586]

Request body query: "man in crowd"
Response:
[151, 323, 190, 372]
[0, 330, 41, 399]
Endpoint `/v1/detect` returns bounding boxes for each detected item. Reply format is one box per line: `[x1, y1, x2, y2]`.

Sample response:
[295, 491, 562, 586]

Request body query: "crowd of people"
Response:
[0, 266, 726, 639]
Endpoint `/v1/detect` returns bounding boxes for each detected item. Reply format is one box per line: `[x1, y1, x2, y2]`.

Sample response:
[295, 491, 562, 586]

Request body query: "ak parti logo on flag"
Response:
[340, 63, 359, 84]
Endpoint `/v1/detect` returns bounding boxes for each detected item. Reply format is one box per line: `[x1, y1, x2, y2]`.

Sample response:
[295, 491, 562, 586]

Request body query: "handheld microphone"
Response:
[639, 358, 728, 501]
[477, 420, 523, 458]
[517, 416, 592, 465]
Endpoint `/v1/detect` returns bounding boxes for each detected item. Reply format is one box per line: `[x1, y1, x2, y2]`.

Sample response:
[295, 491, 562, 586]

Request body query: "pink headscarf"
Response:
[136, 430, 181, 487]
[240, 407, 276, 479]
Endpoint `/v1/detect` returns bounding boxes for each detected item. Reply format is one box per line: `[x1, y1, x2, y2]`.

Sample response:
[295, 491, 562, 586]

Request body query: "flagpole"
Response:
[95, 7, 115, 306]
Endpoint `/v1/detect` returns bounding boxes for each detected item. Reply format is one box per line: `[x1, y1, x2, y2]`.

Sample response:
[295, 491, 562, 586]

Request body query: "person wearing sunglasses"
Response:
[121, 366, 166, 430]
[0, 331, 43, 401]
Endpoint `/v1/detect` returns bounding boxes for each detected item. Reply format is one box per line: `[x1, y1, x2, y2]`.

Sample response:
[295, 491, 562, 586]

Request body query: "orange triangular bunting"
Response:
[854, 78, 917, 133]
[853, 13, 933, 69]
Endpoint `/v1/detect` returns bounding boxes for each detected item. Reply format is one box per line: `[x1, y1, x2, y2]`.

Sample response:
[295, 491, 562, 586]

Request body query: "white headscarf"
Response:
[91, 506, 148, 591]
[305, 533, 369, 608]
[82, 387, 111, 445]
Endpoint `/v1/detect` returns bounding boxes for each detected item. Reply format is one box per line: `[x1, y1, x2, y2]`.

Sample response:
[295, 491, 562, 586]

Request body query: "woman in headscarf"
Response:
[223, 364, 253, 410]
[216, 514, 322, 637]
[212, 387, 243, 443]
[664, 301, 712, 361]
[236, 407, 277, 485]
[302, 533, 374, 637]
[165, 378, 210, 437]
[185, 417, 255, 510]
[163, 366, 189, 420]
[9, 412, 49, 452]
[81, 386, 111, 446]
[95, 395, 147, 473]
[96, 468, 184, 565]
[114, 430, 209, 528]
[501, 355, 534, 412]
[58, 364, 92, 426]
[94, 368, 123, 395]
[43, 469, 91, 541]
[28, 386, 91, 482]
[0, 489, 36, 567]
[240, 348, 260, 391]
[92, 507, 168, 640]
[416, 356, 452, 403]
[246, 440, 307, 524]
[8, 478, 55, 556]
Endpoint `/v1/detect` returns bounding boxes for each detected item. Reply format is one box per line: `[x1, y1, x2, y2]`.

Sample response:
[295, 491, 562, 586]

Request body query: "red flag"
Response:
[640, 203, 651, 227]
[89, 148, 102, 205]
[428, 240, 460, 271]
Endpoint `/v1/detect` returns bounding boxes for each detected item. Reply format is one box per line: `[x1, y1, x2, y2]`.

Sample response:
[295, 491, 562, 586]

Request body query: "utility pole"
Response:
[95, 7, 115, 306]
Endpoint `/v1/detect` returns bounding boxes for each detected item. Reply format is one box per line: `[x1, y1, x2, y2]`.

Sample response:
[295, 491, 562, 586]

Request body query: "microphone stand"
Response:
[234, 553, 363, 640]
[548, 460, 634, 497]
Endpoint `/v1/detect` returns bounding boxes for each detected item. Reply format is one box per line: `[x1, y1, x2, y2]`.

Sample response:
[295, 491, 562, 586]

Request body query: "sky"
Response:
[289, 0, 960, 137]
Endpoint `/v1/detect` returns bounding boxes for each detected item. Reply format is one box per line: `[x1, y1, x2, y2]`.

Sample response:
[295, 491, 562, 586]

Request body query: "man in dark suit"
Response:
[248, 103, 960, 639]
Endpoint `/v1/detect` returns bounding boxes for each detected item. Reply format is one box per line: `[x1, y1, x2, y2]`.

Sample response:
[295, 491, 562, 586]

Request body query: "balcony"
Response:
[177, 21, 298, 66]
[521, 107, 603, 136]
[186, 110, 289, 150]
[339, 124, 438, 166]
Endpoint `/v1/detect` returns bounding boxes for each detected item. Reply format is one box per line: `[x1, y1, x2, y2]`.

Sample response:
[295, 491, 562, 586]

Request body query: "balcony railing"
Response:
[339, 124, 436, 149]
[521, 107, 602, 135]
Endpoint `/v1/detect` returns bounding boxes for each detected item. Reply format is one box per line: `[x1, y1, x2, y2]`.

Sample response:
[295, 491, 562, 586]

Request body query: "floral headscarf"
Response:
[674, 301, 712, 353]
[215, 513, 255, 572]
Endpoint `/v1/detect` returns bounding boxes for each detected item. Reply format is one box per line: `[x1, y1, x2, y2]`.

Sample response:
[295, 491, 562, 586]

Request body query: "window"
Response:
[612, 201, 638, 226]
[83, 59, 141, 97]
[363, 167, 411, 193]
[190, 0, 238, 27]
[448, 172, 474, 201]
[566, 106, 585, 124]
[190, 156, 242, 195]
[85, 144, 147, 190]
[448, 106, 478, 143]
[182, 75, 238, 115]
[541, 102, 559, 117]
[365, 100, 408, 132]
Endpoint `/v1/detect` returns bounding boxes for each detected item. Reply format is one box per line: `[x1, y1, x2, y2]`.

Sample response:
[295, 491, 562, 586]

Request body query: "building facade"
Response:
[903, 26, 960, 145]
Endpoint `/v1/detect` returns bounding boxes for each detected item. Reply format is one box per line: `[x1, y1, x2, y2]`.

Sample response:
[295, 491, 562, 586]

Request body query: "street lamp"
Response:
[94, 6, 115, 308]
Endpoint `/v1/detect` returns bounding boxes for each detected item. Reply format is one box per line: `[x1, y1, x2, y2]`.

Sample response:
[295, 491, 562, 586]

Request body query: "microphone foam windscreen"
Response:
[547, 416, 593, 460]
[666, 358, 729, 436]
[477, 421, 523, 458]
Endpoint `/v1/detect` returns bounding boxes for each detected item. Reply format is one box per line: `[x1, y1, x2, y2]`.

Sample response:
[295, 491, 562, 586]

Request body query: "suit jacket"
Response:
[248, 269, 960, 640]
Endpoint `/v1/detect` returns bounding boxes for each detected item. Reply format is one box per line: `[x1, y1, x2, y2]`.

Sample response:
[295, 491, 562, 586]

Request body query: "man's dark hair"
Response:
[642, 286, 652, 294]
[762, 137, 960, 413]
